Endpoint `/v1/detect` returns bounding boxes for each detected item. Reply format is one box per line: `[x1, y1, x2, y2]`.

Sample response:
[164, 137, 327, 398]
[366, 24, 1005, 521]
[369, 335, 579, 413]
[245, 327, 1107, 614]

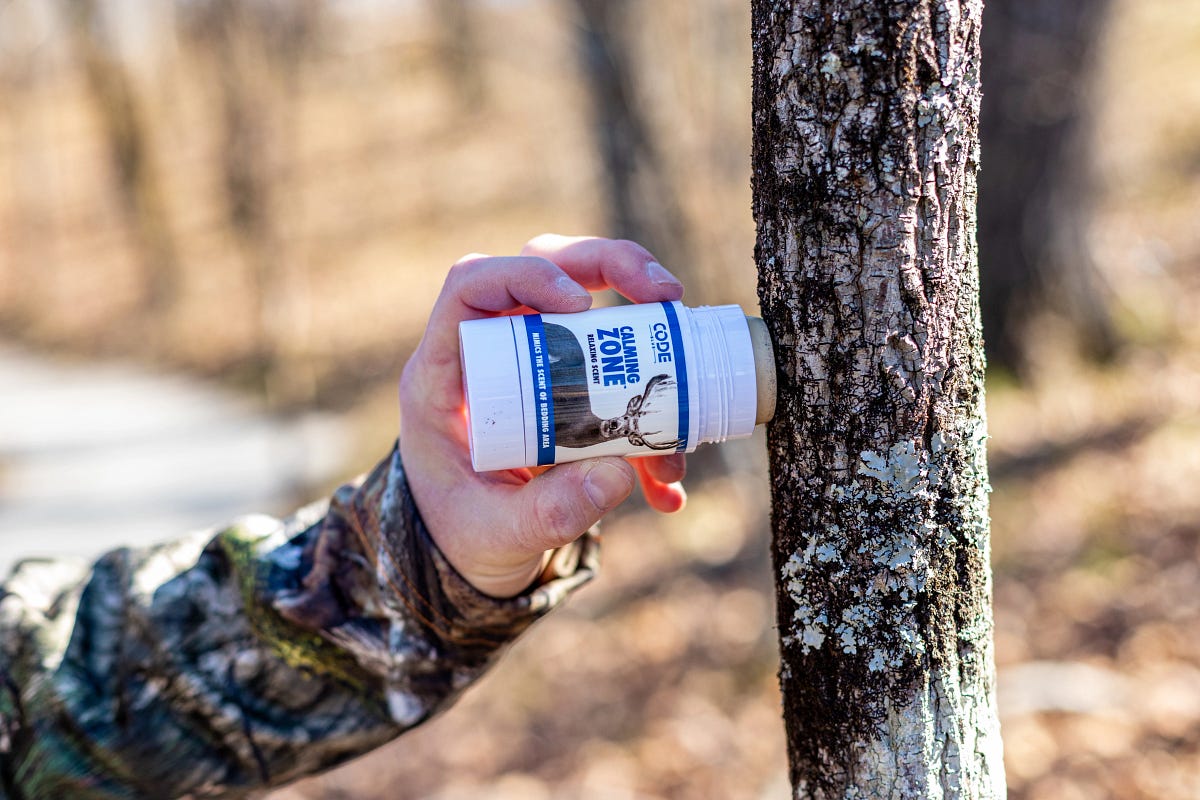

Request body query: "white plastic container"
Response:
[459, 301, 775, 472]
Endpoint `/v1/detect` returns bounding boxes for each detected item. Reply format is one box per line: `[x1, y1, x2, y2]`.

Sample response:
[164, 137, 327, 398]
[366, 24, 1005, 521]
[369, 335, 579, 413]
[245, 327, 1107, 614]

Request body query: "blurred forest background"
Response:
[1, 0, 1199, 798]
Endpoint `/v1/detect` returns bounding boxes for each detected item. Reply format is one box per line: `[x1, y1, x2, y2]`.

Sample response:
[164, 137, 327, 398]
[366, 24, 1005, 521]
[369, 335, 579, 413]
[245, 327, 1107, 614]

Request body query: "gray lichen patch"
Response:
[779, 419, 987, 680]
[858, 440, 929, 493]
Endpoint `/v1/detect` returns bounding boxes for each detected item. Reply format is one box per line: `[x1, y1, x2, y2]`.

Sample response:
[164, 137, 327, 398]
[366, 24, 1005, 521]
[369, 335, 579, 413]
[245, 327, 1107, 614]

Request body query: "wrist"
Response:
[457, 551, 553, 599]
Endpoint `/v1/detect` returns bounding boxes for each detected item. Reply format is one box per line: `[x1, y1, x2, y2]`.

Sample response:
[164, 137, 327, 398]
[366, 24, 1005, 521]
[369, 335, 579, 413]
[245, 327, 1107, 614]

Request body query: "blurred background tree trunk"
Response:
[430, 0, 486, 113]
[0, 1, 56, 326]
[979, 0, 1117, 375]
[570, 0, 692, 276]
[183, 0, 323, 410]
[63, 0, 179, 316]
[752, 0, 1005, 796]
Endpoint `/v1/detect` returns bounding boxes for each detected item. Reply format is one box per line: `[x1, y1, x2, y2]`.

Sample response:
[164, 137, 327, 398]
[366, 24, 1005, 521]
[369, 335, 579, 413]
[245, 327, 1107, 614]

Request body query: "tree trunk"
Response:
[64, 0, 179, 315]
[571, 0, 692, 273]
[751, 1, 1005, 797]
[430, 0, 486, 113]
[185, 0, 322, 410]
[979, 0, 1116, 374]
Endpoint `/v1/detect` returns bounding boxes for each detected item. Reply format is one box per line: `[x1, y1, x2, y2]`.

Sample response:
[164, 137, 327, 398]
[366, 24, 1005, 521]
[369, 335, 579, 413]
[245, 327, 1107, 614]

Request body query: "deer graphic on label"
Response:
[543, 322, 683, 451]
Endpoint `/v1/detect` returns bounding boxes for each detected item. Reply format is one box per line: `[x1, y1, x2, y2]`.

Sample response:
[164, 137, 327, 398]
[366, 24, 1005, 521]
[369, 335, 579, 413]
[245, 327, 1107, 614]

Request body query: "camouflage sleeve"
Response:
[0, 444, 598, 800]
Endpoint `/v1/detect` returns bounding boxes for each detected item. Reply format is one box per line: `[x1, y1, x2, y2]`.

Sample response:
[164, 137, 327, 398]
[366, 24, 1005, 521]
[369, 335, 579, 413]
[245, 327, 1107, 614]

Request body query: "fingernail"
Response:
[646, 261, 682, 288]
[583, 461, 633, 510]
[669, 481, 687, 510]
[556, 274, 590, 299]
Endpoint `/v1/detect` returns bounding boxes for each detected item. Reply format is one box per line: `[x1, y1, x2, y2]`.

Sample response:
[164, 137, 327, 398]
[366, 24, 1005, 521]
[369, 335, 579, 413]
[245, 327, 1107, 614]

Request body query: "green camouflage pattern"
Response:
[0, 446, 597, 799]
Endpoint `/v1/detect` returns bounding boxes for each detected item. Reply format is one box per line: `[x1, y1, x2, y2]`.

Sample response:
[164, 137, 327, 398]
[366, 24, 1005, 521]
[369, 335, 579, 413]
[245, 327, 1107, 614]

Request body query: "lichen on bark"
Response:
[752, 0, 1005, 797]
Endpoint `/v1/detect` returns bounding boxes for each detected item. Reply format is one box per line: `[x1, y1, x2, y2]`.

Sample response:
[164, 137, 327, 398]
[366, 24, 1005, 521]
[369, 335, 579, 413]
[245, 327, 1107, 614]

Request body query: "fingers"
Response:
[450, 254, 593, 315]
[421, 454, 661, 598]
[497, 455, 684, 561]
[406, 237, 684, 413]
[511, 458, 636, 553]
[634, 458, 687, 513]
[521, 234, 684, 304]
[406, 254, 594, 410]
[640, 453, 686, 485]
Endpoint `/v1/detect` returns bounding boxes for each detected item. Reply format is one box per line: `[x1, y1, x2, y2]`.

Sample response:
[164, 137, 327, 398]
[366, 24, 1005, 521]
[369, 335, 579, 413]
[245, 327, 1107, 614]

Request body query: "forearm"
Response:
[0, 445, 597, 799]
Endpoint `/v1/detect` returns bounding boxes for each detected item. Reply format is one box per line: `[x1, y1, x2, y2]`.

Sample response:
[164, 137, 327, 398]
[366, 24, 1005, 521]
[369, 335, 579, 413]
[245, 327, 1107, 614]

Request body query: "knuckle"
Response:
[397, 365, 431, 426]
[521, 233, 555, 255]
[529, 255, 565, 278]
[614, 238, 652, 262]
[449, 253, 488, 280]
[528, 489, 580, 544]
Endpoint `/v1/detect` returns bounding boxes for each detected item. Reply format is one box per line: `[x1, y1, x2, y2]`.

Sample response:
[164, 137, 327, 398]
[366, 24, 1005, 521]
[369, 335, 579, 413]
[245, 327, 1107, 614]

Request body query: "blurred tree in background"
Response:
[570, 0, 692, 276]
[980, 0, 1118, 375]
[430, 0, 486, 112]
[62, 0, 180, 316]
[180, 0, 324, 407]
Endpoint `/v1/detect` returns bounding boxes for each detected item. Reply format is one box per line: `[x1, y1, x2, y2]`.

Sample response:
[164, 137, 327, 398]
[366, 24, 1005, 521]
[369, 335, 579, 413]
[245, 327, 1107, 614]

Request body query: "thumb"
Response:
[514, 458, 636, 553]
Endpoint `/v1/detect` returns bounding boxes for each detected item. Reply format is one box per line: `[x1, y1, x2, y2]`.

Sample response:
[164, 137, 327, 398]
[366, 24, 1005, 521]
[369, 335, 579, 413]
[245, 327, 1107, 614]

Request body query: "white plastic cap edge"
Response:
[459, 316, 527, 471]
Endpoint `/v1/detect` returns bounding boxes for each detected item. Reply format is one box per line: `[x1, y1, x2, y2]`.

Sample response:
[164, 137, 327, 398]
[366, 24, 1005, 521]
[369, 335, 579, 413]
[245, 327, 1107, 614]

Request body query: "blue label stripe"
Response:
[524, 314, 556, 465]
[660, 301, 689, 452]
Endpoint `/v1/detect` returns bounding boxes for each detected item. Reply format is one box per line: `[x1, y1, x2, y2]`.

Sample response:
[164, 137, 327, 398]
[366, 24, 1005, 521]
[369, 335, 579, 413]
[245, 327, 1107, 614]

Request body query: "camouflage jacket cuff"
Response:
[380, 444, 598, 648]
[279, 444, 599, 698]
[426, 522, 600, 642]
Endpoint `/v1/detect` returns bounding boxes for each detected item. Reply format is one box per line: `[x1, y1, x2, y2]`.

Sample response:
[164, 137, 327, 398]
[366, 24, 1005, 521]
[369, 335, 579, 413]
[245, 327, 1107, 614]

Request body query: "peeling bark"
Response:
[751, 1, 1005, 797]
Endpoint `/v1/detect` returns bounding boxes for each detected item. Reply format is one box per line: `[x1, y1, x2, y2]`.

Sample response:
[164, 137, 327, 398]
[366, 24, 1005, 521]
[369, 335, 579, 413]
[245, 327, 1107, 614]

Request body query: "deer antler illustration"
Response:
[624, 374, 684, 450]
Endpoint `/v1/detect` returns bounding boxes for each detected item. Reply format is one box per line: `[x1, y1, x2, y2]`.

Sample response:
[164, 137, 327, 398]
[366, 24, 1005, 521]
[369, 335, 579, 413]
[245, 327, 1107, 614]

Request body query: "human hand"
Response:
[399, 235, 688, 598]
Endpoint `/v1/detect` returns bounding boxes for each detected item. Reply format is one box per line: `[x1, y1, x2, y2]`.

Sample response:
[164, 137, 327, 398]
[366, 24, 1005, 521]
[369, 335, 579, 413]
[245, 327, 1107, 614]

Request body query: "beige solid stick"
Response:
[746, 316, 776, 425]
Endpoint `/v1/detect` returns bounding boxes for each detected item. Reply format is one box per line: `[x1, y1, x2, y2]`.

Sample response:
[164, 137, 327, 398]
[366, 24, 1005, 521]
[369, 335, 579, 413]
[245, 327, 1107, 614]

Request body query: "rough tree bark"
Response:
[752, 1, 1005, 797]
